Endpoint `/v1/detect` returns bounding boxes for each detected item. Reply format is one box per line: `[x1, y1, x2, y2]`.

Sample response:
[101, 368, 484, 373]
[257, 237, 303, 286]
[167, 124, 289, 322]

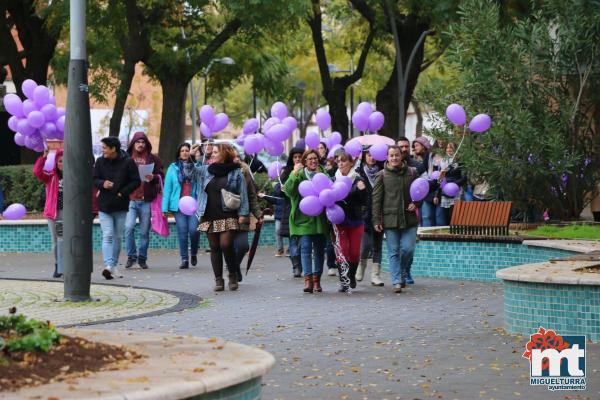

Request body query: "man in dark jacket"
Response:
[124, 132, 164, 269]
[93, 136, 141, 280]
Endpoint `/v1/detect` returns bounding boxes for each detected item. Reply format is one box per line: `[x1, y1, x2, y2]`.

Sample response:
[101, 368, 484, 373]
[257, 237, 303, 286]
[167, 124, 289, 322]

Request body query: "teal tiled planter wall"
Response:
[381, 240, 575, 281]
[504, 280, 600, 342]
[190, 377, 263, 400]
[0, 221, 276, 253]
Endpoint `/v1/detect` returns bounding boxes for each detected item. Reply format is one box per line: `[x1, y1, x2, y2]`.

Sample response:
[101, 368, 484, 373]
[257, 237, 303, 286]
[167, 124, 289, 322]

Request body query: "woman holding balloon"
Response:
[162, 143, 199, 270]
[333, 150, 367, 292]
[283, 149, 329, 293]
[436, 142, 466, 223]
[33, 149, 64, 278]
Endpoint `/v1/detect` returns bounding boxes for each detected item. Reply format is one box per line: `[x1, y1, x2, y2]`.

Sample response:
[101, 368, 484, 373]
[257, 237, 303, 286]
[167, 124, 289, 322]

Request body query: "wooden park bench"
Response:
[449, 201, 513, 236]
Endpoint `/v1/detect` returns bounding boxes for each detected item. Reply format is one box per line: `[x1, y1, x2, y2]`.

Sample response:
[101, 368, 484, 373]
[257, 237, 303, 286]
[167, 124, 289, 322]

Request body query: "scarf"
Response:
[335, 167, 357, 182]
[304, 167, 318, 180]
[208, 162, 239, 177]
[362, 164, 380, 187]
[177, 159, 194, 184]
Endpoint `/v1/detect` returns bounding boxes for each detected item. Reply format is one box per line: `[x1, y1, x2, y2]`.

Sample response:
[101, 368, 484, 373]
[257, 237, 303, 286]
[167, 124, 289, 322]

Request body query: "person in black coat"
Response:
[93, 136, 141, 280]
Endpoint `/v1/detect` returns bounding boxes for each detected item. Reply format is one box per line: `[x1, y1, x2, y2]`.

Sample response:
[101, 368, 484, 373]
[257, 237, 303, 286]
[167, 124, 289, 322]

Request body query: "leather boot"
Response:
[337, 263, 350, 292]
[291, 256, 302, 278]
[313, 274, 322, 292]
[371, 263, 384, 287]
[349, 262, 357, 288]
[303, 275, 314, 293]
[356, 259, 367, 281]
[214, 278, 225, 291]
[228, 273, 239, 291]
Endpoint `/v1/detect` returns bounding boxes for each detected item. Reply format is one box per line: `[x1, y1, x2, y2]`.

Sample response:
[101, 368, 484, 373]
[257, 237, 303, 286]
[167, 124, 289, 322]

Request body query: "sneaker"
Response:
[327, 268, 337, 276]
[275, 249, 285, 257]
[179, 261, 189, 269]
[112, 267, 124, 278]
[191, 255, 198, 266]
[102, 268, 114, 280]
[53, 272, 63, 279]
[125, 257, 136, 269]
[393, 284, 402, 293]
[338, 285, 349, 293]
[406, 273, 414, 285]
[139, 260, 148, 269]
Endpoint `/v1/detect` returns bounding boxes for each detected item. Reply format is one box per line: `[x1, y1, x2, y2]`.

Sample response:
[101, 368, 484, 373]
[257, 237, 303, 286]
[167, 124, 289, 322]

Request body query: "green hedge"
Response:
[0, 165, 45, 213]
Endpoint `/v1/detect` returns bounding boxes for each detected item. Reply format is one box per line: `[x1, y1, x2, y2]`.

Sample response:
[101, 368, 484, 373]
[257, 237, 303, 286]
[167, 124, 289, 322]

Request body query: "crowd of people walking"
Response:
[33, 132, 491, 294]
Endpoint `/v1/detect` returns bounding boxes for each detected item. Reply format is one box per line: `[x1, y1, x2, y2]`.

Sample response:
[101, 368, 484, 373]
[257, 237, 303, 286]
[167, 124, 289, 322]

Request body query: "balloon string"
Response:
[452, 125, 467, 162]
[332, 225, 351, 291]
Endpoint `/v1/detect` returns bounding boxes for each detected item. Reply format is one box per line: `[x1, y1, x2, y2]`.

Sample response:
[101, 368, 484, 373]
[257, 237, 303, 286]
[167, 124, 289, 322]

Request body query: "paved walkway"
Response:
[0, 248, 598, 400]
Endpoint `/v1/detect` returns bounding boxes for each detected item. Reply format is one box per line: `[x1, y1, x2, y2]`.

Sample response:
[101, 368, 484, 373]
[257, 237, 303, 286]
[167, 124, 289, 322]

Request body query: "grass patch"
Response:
[523, 224, 600, 240]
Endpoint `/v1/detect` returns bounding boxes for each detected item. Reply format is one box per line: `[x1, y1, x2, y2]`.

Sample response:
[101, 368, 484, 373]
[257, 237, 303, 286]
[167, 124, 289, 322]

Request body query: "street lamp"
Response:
[327, 63, 355, 136]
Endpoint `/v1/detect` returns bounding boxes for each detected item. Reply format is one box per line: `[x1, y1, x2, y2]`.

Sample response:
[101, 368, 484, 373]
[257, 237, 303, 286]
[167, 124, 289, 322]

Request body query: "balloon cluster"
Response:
[199, 105, 229, 138]
[267, 161, 283, 179]
[237, 102, 297, 156]
[3, 80, 66, 152]
[2, 203, 27, 220]
[298, 173, 352, 224]
[445, 103, 492, 133]
[351, 102, 384, 133]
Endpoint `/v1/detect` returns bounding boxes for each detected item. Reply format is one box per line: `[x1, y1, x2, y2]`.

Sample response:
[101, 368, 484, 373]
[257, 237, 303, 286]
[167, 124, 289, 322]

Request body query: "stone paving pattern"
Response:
[0, 248, 598, 400]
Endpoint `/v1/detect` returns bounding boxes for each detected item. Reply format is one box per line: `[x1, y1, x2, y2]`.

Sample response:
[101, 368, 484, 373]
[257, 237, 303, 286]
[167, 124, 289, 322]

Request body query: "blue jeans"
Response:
[384, 227, 418, 285]
[124, 200, 151, 261]
[275, 219, 284, 252]
[288, 235, 299, 257]
[420, 201, 447, 227]
[99, 211, 127, 267]
[174, 211, 199, 261]
[299, 234, 325, 277]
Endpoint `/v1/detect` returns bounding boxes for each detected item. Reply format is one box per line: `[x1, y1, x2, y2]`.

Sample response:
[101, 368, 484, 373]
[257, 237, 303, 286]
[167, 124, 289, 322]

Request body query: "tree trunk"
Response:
[158, 79, 187, 163]
[413, 100, 423, 138]
[324, 88, 349, 138]
[109, 61, 136, 137]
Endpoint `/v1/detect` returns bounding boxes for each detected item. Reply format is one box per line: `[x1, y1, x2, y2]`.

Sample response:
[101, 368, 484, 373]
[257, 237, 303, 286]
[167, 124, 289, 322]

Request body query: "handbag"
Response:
[151, 175, 169, 237]
[221, 188, 241, 210]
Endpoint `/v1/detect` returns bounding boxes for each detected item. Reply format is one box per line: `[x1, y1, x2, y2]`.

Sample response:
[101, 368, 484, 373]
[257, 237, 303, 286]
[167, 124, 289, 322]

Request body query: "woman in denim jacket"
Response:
[191, 143, 249, 291]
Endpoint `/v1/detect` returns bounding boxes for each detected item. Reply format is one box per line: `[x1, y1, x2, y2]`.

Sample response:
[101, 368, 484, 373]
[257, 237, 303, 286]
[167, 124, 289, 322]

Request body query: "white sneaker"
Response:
[327, 268, 337, 276]
[111, 266, 124, 278]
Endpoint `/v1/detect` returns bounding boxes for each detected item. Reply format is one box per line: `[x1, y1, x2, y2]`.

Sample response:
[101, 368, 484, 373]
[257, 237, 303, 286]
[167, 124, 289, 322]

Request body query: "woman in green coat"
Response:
[283, 149, 329, 293]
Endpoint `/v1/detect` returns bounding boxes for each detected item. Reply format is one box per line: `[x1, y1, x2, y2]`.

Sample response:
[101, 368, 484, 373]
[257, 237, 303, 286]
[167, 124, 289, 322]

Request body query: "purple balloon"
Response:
[367, 111, 385, 132]
[48, 95, 56, 106]
[243, 118, 259, 134]
[17, 119, 35, 136]
[356, 102, 373, 116]
[178, 196, 198, 216]
[312, 173, 332, 192]
[263, 117, 280, 134]
[3, 94, 25, 117]
[318, 188, 336, 207]
[7, 116, 20, 132]
[469, 113, 492, 133]
[295, 138, 306, 149]
[265, 123, 290, 142]
[336, 175, 352, 191]
[329, 131, 342, 146]
[271, 102, 288, 120]
[200, 122, 213, 138]
[255, 133, 265, 149]
[442, 182, 460, 197]
[352, 112, 369, 132]
[33, 85, 50, 107]
[264, 137, 284, 156]
[327, 144, 343, 158]
[44, 152, 56, 172]
[430, 170, 440, 180]
[2, 203, 27, 220]
[282, 116, 297, 133]
[33, 143, 45, 153]
[440, 178, 447, 189]
[244, 134, 262, 155]
[25, 133, 43, 149]
[331, 181, 351, 201]
[410, 178, 430, 201]
[305, 131, 320, 150]
[56, 107, 66, 117]
[41, 104, 57, 121]
[369, 143, 388, 161]
[27, 110, 45, 128]
[40, 122, 57, 138]
[299, 180, 317, 197]
[200, 105, 216, 128]
[236, 134, 246, 146]
[344, 138, 362, 158]
[316, 109, 331, 131]
[445, 104, 467, 126]
[268, 161, 283, 179]
[13, 133, 25, 146]
[22, 79, 38, 99]
[326, 204, 345, 224]
[56, 115, 66, 132]
[212, 113, 229, 132]
[22, 99, 38, 116]
[299, 195, 324, 217]
[55, 130, 64, 140]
